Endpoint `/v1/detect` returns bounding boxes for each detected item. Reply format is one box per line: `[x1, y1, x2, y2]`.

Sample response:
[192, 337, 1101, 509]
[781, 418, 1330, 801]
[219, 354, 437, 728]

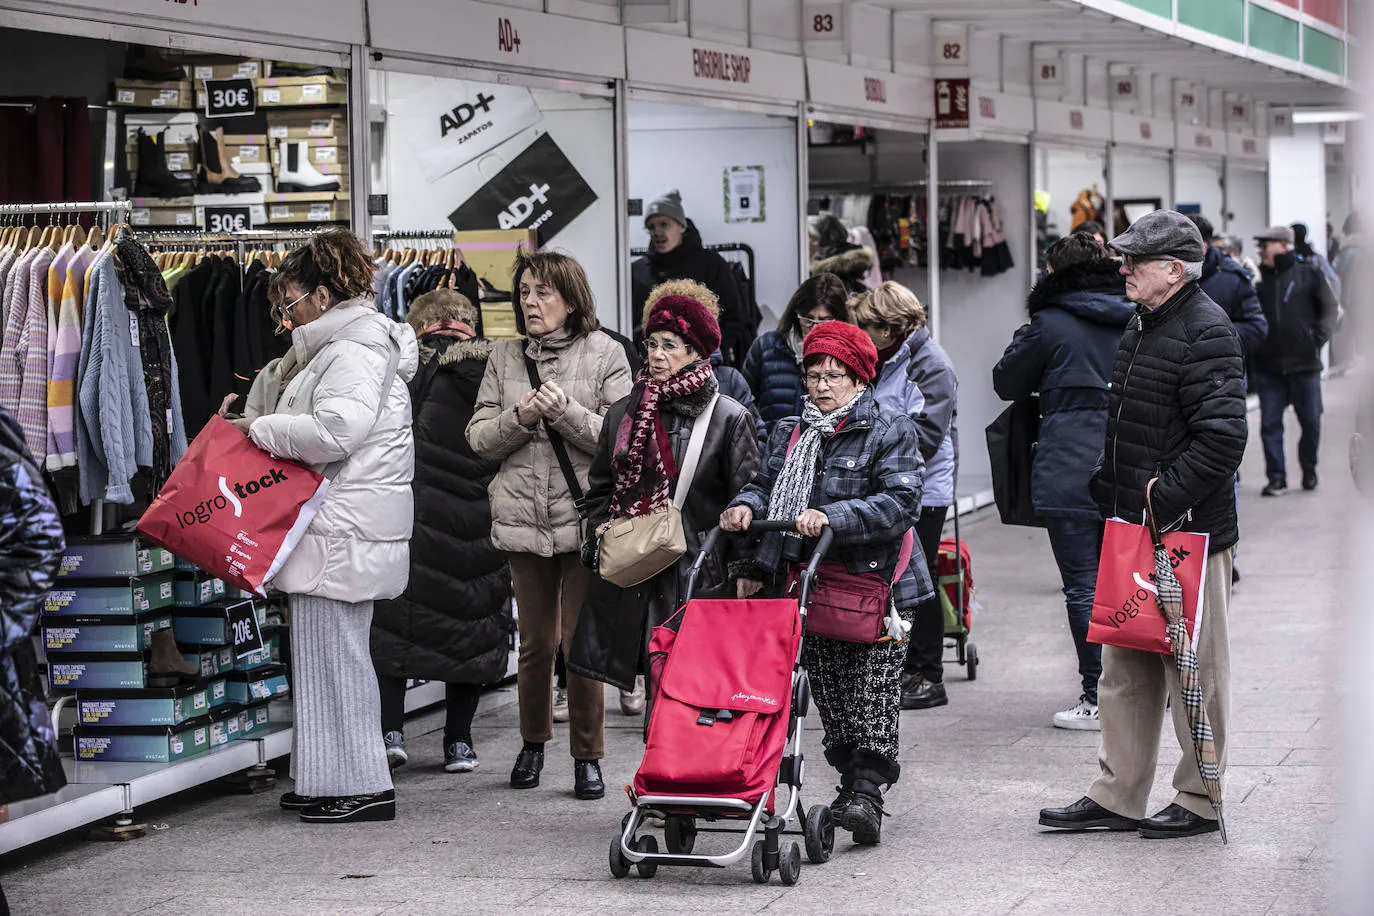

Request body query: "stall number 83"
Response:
[212, 86, 252, 110]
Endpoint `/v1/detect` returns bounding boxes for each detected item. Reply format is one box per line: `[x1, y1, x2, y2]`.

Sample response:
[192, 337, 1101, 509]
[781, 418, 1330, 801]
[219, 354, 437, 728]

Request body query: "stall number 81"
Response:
[231, 618, 254, 645]
[212, 86, 251, 109]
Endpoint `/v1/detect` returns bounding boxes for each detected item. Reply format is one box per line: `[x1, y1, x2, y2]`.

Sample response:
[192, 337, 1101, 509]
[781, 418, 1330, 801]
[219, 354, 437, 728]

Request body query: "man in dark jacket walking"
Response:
[1190, 215, 1268, 360]
[1253, 225, 1339, 495]
[993, 234, 1134, 731]
[1040, 211, 1247, 840]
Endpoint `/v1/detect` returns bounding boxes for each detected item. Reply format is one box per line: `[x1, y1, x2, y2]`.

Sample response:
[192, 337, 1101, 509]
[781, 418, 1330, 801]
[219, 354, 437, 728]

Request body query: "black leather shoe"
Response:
[1302, 471, 1319, 491]
[280, 791, 327, 810]
[1138, 803, 1221, 839]
[511, 747, 544, 789]
[841, 793, 886, 845]
[299, 789, 395, 823]
[574, 759, 605, 800]
[1038, 796, 1139, 831]
[901, 676, 948, 710]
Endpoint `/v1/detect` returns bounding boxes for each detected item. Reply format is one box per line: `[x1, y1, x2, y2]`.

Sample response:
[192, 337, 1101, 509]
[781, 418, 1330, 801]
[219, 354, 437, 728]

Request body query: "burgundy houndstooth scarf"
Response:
[610, 361, 716, 519]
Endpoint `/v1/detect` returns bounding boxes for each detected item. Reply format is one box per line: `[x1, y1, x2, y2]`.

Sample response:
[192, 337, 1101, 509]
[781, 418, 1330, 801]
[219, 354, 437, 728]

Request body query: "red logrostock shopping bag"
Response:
[1087, 518, 1210, 654]
[136, 416, 330, 596]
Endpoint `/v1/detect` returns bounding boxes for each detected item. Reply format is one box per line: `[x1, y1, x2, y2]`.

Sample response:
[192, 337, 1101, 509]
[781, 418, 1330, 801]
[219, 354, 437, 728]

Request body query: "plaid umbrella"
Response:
[1146, 482, 1227, 843]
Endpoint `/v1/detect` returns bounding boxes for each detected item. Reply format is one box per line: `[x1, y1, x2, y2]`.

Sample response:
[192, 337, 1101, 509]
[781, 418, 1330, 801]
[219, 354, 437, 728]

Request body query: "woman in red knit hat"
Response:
[721, 320, 931, 846]
[569, 283, 762, 729]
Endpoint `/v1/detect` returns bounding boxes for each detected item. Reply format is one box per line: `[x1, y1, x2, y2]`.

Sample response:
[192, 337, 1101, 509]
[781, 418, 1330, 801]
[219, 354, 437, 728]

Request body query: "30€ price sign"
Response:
[225, 599, 265, 659]
[204, 77, 256, 118]
[203, 206, 254, 233]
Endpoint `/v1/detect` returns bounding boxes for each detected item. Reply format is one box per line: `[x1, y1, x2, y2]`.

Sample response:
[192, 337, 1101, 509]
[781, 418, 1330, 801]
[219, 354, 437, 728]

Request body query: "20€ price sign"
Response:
[204, 77, 256, 118]
[226, 599, 265, 659]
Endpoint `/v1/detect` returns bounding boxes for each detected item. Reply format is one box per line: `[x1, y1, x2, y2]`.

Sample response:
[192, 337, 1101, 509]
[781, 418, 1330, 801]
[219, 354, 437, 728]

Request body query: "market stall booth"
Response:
[1032, 100, 1111, 273]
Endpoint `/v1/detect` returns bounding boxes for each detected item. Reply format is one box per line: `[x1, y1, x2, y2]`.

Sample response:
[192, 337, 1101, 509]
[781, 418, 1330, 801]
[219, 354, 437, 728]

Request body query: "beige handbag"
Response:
[597, 394, 719, 588]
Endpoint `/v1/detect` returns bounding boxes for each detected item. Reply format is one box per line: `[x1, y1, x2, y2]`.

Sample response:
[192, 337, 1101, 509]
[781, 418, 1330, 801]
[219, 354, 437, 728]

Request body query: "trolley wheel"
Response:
[608, 836, 631, 879]
[778, 841, 803, 886]
[803, 804, 835, 864]
[750, 840, 770, 884]
[634, 836, 659, 879]
[664, 815, 697, 854]
[966, 643, 979, 681]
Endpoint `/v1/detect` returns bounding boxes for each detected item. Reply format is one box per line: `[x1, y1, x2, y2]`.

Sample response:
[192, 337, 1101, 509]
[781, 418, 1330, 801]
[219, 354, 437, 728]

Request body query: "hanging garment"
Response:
[47, 242, 94, 470]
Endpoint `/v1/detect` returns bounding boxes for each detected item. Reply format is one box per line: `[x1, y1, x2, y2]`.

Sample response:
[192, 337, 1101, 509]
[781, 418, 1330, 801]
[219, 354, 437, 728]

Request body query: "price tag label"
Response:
[203, 206, 254, 234]
[204, 77, 256, 119]
[225, 599, 265, 659]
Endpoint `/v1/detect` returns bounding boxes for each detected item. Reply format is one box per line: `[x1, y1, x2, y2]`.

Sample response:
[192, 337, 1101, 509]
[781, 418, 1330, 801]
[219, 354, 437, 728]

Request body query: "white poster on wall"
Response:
[390, 78, 543, 184]
[724, 166, 765, 223]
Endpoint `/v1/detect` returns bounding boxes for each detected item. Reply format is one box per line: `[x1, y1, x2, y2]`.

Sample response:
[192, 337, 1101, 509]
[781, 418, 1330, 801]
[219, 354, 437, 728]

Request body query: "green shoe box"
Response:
[208, 704, 243, 748]
[207, 676, 231, 708]
[172, 600, 267, 645]
[231, 627, 281, 672]
[75, 714, 213, 763]
[45, 574, 176, 617]
[76, 681, 210, 727]
[57, 536, 176, 580]
[174, 573, 226, 607]
[48, 652, 145, 691]
[225, 664, 289, 705]
[236, 701, 273, 738]
[43, 610, 171, 653]
[180, 643, 236, 679]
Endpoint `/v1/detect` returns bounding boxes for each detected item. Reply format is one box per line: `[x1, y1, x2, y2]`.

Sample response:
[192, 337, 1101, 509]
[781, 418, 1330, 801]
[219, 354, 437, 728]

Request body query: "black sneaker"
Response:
[901, 675, 948, 710]
[444, 741, 478, 774]
[1302, 471, 1319, 491]
[842, 793, 885, 845]
[1261, 481, 1289, 497]
[299, 789, 396, 824]
[829, 787, 855, 816]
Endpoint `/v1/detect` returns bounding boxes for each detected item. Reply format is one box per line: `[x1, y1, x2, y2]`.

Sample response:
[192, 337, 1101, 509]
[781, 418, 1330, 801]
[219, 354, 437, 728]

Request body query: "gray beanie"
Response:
[645, 189, 687, 228]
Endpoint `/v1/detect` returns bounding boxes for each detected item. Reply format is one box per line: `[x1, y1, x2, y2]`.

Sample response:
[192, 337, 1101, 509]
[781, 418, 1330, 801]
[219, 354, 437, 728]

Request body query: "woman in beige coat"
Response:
[467, 251, 631, 800]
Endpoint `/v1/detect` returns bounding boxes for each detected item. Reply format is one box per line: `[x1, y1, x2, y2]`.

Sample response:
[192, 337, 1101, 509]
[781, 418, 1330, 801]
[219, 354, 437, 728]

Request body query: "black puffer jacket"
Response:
[570, 378, 760, 690]
[1255, 252, 1340, 376]
[1091, 283, 1248, 553]
[371, 325, 513, 685]
[0, 409, 66, 804]
[1199, 245, 1268, 358]
[632, 222, 747, 358]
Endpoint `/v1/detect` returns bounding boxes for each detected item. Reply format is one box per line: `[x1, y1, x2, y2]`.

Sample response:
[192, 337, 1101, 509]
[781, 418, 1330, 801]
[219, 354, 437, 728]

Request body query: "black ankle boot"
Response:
[840, 750, 899, 845]
[135, 129, 195, 198]
[824, 744, 856, 815]
[574, 759, 604, 800]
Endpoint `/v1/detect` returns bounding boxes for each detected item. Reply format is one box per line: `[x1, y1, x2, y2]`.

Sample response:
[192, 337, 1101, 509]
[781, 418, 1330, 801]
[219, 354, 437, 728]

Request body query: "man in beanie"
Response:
[1040, 210, 1247, 840]
[631, 189, 753, 366]
[722, 320, 928, 845]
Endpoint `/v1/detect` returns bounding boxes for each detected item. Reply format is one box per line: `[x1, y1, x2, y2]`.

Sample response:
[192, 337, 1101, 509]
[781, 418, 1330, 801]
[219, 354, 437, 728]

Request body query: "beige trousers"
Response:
[1087, 548, 1233, 820]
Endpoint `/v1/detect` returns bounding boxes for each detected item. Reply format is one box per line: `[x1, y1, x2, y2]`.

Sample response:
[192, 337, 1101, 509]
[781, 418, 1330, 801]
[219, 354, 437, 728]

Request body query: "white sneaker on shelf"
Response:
[552, 686, 570, 723]
[1052, 696, 1101, 731]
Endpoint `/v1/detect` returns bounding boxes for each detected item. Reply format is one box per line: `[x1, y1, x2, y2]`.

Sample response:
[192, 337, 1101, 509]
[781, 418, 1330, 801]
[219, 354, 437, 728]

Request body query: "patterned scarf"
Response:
[765, 389, 865, 528]
[611, 361, 716, 519]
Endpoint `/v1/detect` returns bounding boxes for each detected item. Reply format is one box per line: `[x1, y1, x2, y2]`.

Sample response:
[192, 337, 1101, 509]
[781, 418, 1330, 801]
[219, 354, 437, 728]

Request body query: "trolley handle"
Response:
[685, 521, 834, 607]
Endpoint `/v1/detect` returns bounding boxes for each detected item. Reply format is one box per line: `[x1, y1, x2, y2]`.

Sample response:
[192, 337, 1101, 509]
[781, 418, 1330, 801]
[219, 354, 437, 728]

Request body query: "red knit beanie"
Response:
[645, 293, 722, 358]
[803, 321, 878, 384]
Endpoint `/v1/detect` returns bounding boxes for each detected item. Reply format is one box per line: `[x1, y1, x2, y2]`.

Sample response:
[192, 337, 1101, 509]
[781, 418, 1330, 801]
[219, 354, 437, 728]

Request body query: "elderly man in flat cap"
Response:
[1039, 210, 1247, 839]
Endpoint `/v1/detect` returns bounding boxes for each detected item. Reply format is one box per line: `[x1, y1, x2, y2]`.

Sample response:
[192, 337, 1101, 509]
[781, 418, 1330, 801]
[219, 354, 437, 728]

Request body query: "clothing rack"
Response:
[372, 228, 454, 240]
[809, 179, 994, 196]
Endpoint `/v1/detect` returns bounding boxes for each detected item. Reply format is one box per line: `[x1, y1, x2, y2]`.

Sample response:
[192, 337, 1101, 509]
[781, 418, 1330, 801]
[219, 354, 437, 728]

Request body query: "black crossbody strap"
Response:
[522, 350, 588, 518]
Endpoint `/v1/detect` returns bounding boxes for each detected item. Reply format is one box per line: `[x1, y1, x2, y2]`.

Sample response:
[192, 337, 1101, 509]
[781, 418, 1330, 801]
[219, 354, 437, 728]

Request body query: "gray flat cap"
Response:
[1109, 210, 1205, 262]
[1254, 225, 1295, 244]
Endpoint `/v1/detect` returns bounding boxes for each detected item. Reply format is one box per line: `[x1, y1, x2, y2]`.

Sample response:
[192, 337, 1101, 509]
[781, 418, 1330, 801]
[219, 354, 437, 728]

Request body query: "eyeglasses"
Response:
[280, 289, 310, 317]
[644, 338, 686, 354]
[1122, 255, 1178, 273]
[804, 371, 849, 387]
[799, 314, 835, 330]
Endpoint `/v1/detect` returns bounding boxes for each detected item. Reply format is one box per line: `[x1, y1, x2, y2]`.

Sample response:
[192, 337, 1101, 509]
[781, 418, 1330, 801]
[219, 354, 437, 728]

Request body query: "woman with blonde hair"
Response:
[467, 251, 631, 800]
[852, 281, 959, 712]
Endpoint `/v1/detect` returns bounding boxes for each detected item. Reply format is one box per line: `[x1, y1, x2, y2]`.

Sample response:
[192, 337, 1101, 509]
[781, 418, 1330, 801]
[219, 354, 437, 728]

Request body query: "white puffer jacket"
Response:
[245, 299, 419, 602]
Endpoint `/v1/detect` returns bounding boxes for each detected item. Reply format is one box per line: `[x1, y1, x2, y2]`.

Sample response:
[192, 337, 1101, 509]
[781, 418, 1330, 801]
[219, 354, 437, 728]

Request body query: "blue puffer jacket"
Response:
[742, 330, 804, 427]
[711, 351, 766, 442]
[1198, 245, 1267, 358]
[992, 258, 1134, 520]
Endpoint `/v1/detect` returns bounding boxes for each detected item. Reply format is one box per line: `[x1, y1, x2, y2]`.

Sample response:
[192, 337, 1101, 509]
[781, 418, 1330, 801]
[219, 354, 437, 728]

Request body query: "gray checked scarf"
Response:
[765, 389, 865, 530]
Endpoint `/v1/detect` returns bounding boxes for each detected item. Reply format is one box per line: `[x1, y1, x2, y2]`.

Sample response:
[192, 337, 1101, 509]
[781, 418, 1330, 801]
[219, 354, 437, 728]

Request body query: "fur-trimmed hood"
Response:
[811, 246, 874, 280]
[1027, 258, 1133, 327]
[404, 289, 493, 365]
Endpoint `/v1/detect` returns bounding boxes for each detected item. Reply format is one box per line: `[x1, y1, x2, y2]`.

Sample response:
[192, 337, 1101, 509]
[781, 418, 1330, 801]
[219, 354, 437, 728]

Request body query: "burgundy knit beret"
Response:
[645, 293, 722, 358]
[803, 321, 879, 384]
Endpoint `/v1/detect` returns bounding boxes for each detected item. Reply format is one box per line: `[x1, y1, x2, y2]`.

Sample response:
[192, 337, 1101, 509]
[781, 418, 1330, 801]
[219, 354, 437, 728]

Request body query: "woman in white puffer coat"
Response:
[230, 228, 418, 825]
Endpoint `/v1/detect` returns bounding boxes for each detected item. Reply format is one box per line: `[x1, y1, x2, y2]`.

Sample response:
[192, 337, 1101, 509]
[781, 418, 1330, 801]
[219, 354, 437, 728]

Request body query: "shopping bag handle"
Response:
[1143, 477, 1163, 548]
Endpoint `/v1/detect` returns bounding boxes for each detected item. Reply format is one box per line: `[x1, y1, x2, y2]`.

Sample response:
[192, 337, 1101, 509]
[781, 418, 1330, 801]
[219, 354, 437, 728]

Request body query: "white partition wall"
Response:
[1225, 164, 1270, 248]
[1110, 149, 1171, 232]
[1175, 158, 1225, 227]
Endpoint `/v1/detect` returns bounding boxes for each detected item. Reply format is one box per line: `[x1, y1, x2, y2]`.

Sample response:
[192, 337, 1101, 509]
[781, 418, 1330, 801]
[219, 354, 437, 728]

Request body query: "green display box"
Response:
[207, 676, 231, 708]
[42, 610, 171, 653]
[45, 574, 176, 617]
[180, 643, 236, 679]
[232, 628, 281, 672]
[76, 681, 210, 727]
[172, 600, 267, 645]
[208, 704, 243, 747]
[57, 536, 176, 579]
[225, 664, 289, 705]
[236, 701, 273, 738]
[173, 573, 226, 607]
[48, 652, 145, 691]
[75, 715, 213, 763]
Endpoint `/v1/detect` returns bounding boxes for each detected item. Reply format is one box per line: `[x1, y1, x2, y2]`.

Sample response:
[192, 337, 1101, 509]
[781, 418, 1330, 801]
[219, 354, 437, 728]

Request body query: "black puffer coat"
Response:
[0, 409, 66, 803]
[1090, 283, 1248, 553]
[1199, 245, 1268, 358]
[569, 378, 760, 690]
[371, 322, 513, 685]
[1255, 252, 1340, 376]
[632, 222, 747, 357]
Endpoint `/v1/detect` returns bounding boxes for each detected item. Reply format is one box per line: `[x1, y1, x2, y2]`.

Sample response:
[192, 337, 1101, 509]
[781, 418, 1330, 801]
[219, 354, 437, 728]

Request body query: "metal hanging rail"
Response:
[0, 200, 133, 216]
[809, 179, 995, 195]
[371, 228, 454, 240]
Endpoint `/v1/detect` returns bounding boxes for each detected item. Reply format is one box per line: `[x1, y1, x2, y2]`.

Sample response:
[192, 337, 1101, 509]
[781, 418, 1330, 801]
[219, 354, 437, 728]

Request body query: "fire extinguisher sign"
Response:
[934, 78, 970, 130]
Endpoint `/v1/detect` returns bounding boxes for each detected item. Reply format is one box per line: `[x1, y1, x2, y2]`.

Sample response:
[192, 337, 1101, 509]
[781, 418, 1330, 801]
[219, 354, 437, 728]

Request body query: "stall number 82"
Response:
[212, 86, 251, 109]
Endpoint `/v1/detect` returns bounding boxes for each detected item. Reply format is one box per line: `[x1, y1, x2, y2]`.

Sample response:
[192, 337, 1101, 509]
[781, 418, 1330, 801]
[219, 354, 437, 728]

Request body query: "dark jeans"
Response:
[1255, 369, 1323, 485]
[378, 675, 483, 745]
[1043, 516, 1104, 704]
[904, 505, 950, 683]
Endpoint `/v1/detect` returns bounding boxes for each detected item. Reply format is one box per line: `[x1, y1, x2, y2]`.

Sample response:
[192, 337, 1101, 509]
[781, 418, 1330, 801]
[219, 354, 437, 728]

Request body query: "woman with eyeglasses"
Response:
[722, 321, 929, 847]
[570, 281, 761, 723]
[741, 272, 852, 429]
[227, 228, 419, 824]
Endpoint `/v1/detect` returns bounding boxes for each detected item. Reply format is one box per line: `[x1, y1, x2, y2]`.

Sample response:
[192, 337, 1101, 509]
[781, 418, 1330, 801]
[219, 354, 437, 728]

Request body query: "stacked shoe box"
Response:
[125, 113, 202, 218]
[265, 108, 349, 220]
[112, 79, 193, 110]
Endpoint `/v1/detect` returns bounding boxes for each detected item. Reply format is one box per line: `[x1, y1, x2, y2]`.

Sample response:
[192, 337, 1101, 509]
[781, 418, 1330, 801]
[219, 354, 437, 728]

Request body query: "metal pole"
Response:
[1104, 143, 1115, 238]
[927, 127, 941, 343]
[614, 79, 632, 336]
[1028, 137, 1039, 288]
[348, 44, 372, 238]
[797, 101, 810, 289]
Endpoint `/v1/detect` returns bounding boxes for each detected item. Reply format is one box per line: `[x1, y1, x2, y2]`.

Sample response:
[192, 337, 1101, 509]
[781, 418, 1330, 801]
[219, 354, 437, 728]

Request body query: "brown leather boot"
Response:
[147, 629, 200, 687]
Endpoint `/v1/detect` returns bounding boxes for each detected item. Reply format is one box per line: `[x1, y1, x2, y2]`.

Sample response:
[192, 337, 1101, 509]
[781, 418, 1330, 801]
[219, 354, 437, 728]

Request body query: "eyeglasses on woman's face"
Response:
[804, 370, 849, 388]
[644, 338, 685, 353]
